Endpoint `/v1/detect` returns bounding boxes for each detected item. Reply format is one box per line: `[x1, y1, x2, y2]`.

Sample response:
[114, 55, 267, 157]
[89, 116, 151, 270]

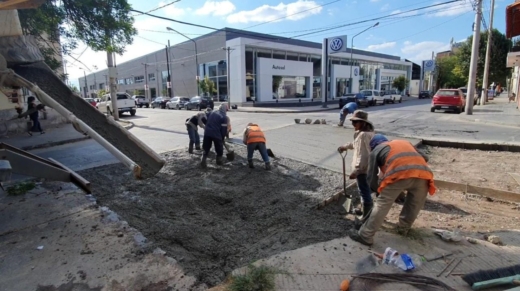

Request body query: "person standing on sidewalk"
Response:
[200, 104, 228, 168]
[348, 134, 436, 246]
[242, 123, 271, 170]
[185, 108, 211, 153]
[24, 96, 46, 136]
[338, 102, 358, 127]
[337, 110, 375, 219]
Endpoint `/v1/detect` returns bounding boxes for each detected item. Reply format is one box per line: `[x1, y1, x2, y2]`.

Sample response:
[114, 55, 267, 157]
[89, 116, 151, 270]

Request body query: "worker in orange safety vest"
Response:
[348, 134, 436, 246]
[242, 123, 271, 170]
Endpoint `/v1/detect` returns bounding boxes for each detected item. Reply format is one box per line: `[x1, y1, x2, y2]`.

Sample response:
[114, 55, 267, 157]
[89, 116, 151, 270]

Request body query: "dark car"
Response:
[185, 96, 214, 111]
[418, 91, 431, 99]
[338, 93, 369, 108]
[151, 96, 170, 109]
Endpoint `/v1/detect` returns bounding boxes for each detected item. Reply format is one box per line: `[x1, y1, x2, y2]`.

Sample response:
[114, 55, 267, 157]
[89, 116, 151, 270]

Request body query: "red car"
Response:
[430, 89, 465, 114]
[85, 98, 97, 107]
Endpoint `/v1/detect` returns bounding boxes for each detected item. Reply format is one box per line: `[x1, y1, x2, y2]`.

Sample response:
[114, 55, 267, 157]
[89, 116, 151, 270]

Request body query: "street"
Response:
[27, 98, 520, 174]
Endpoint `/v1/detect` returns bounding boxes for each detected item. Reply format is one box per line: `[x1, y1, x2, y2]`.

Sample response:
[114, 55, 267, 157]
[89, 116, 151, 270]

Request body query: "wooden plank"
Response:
[49, 158, 91, 194]
[435, 179, 520, 203]
[0, 0, 45, 10]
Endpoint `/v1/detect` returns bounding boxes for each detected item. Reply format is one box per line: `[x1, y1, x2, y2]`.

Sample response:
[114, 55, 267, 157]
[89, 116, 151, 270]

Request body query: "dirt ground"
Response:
[425, 146, 520, 193]
[383, 146, 520, 236]
[80, 146, 352, 287]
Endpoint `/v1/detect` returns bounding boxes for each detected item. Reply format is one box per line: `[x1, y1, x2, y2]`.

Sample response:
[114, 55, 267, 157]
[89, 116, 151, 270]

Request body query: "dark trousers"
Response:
[247, 142, 270, 163]
[202, 136, 223, 157]
[356, 174, 373, 204]
[30, 117, 43, 133]
[186, 125, 200, 147]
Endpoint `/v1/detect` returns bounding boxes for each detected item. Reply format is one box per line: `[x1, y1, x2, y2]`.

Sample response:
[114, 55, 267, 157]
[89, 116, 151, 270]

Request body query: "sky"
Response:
[65, 0, 508, 88]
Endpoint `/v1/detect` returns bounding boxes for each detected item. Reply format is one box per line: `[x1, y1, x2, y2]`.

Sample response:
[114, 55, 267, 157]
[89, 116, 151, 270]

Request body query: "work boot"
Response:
[188, 143, 194, 154]
[348, 229, 373, 246]
[337, 122, 344, 127]
[216, 156, 224, 165]
[195, 145, 201, 151]
[248, 160, 254, 169]
[265, 162, 271, 171]
[200, 155, 207, 169]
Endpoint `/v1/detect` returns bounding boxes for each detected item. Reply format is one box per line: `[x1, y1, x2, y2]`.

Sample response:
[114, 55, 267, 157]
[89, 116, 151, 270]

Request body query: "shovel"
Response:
[267, 148, 275, 158]
[339, 149, 353, 214]
[224, 142, 235, 161]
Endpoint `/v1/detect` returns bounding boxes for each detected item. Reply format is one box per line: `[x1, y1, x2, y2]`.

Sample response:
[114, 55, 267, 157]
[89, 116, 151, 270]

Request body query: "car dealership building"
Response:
[79, 28, 413, 106]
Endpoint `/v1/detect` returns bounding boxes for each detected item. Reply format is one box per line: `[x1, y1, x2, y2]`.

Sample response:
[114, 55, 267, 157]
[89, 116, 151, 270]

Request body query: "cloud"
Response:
[400, 41, 450, 62]
[195, 0, 236, 16]
[159, 1, 187, 17]
[370, 0, 380, 2]
[427, 1, 473, 17]
[366, 41, 396, 51]
[390, 9, 418, 17]
[226, 0, 322, 24]
[380, 3, 390, 11]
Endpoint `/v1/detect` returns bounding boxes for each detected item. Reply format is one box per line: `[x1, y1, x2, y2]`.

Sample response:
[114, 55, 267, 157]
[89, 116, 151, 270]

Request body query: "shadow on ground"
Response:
[80, 147, 352, 287]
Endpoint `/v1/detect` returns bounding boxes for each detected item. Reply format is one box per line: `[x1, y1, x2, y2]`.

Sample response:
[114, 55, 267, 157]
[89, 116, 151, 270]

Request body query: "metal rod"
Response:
[437, 257, 457, 277]
[445, 258, 463, 278]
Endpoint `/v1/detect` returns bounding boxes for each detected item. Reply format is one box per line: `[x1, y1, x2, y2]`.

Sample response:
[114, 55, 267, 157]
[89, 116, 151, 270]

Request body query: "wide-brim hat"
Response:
[349, 109, 373, 126]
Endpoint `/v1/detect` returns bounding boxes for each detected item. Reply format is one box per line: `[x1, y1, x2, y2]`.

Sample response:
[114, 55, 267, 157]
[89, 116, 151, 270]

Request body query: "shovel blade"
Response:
[267, 148, 275, 158]
[226, 151, 235, 161]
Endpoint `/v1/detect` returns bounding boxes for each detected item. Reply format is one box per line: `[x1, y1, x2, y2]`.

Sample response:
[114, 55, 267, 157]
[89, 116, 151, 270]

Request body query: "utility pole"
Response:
[107, 51, 119, 120]
[83, 70, 88, 98]
[165, 44, 172, 98]
[480, 0, 495, 106]
[429, 51, 434, 92]
[224, 47, 232, 108]
[321, 38, 329, 108]
[465, 0, 482, 115]
[103, 74, 108, 91]
[143, 62, 149, 103]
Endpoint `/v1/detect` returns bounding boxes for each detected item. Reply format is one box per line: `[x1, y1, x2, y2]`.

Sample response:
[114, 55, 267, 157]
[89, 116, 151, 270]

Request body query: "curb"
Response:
[458, 115, 520, 128]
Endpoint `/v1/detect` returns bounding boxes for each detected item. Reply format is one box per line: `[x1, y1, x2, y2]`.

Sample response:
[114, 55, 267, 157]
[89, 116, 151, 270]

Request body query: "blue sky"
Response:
[67, 0, 508, 87]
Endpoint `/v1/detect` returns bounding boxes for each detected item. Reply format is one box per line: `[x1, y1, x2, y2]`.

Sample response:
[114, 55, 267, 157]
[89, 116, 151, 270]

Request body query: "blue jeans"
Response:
[339, 111, 349, 123]
[247, 142, 270, 163]
[357, 174, 373, 204]
[186, 125, 200, 147]
[30, 117, 43, 133]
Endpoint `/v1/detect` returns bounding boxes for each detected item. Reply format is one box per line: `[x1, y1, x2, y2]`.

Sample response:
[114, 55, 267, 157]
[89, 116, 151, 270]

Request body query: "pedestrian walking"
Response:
[338, 102, 358, 126]
[25, 96, 46, 136]
[337, 110, 375, 219]
[242, 123, 271, 170]
[185, 108, 211, 153]
[348, 134, 436, 246]
[200, 103, 228, 168]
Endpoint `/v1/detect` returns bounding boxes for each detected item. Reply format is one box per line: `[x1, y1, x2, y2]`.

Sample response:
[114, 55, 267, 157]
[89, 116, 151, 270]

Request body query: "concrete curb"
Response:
[458, 115, 520, 128]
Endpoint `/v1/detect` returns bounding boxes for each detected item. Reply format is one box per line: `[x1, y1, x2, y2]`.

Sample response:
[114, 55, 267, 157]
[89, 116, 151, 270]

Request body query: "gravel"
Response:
[80, 146, 353, 287]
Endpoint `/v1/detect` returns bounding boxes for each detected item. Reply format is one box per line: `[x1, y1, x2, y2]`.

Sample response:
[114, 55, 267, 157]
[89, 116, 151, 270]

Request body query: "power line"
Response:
[132, 0, 182, 17]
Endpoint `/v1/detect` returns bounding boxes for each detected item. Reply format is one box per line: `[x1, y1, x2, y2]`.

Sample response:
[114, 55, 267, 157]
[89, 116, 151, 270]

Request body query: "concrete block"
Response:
[321, 119, 326, 124]
[313, 119, 321, 124]
[0, 160, 12, 182]
[305, 118, 312, 124]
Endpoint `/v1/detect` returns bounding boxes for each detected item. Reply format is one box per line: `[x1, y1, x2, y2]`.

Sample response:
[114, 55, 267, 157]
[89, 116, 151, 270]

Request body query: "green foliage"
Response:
[392, 76, 409, 92]
[69, 84, 80, 93]
[227, 265, 279, 291]
[18, 0, 137, 72]
[455, 29, 512, 87]
[161, 89, 168, 96]
[7, 182, 36, 196]
[436, 56, 466, 88]
[98, 88, 107, 97]
[198, 76, 217, 95]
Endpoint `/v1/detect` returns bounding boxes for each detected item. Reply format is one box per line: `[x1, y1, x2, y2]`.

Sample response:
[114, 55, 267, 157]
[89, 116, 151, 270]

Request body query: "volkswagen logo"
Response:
[353, 68, 359, 76]
[425, 60, 434, 68]
[329, 38, 343, 52]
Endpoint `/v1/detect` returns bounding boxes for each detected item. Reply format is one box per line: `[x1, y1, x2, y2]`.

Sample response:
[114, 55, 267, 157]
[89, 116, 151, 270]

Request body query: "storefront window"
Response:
[287, 52, 298, 61]
[312, 56, 321, 76]
[272, 76, 307, 99]
[208, 64, 217, 77]
[299, 54, 309, 62]
[273, 50, 285, 60]
[218, 77, 227, 100]
[257, 49, 272, 58]
[336, 78, 349, 97]
[313, 77, 321, 99]
[217, 61, 226, 76]
[246, 50, 254, 74]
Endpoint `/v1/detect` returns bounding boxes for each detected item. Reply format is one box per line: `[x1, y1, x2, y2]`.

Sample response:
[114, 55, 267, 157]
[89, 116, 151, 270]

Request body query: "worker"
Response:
[242, 123, 271, 170]
[348, 134, 436, 246]
[185, 108, 212, 153]
[200, 103, 228, 168]
[225, 116, 231, 140]
[338, 102, 358, 127]
[337, 110, 375, 219]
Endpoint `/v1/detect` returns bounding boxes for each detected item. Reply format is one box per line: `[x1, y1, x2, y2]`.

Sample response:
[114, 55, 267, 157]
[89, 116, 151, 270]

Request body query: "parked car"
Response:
[339, 93, 369, 108]
[384, 90, 402, 103]
[458, 87, 480, 105]
[132, 95, 149, 108]
[185, 96, 214, 111]
[361, 90, 385, 106]
[84, 98, 97, 107]
[166, 96, 190, 109]
[431, 89, 465, 114]
[151, 97, 170, 109]
[418, 91, 431, 99]
[98, 92, 136, 116]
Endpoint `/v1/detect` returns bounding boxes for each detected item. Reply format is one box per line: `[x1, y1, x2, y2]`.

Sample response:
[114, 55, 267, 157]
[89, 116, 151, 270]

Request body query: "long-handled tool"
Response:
[223, 141, 235, 161]
[339, 149, 353, 213]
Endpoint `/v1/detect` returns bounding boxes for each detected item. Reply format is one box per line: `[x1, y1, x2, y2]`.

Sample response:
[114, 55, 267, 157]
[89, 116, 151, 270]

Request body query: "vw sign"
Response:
[329, 38, 343, 52]
[423, 60, 436, 72]
[353, 68, 359, 76]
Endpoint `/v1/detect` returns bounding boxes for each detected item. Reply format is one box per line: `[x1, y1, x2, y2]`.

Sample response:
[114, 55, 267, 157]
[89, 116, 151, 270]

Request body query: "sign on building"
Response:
[327, 35, 348, 54]
[167, 82, 171, 89]
[423, 60, 436, 72]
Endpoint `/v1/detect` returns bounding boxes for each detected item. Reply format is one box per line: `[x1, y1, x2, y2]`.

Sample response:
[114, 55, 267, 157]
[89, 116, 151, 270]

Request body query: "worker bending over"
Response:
[349, 134, 436, 246]
[185, 108, 211, 153]
[200, 104, 228, 168]
[243, 123, 271, 170]
[338, 102, 358, 127]
[337, 110, 375, 219]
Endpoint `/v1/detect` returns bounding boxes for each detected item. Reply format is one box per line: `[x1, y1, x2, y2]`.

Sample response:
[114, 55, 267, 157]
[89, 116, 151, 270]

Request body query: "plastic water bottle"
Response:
[383, 247, 423, 271]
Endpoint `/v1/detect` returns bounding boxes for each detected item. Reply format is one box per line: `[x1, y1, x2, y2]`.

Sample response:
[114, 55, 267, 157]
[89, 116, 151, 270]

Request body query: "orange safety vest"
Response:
[246, 125, 266, 144]
[378, 140, 436, 195]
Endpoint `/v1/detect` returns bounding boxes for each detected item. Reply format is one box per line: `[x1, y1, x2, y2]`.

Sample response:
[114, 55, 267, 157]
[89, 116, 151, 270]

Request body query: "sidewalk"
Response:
[459, 96, 520, 127]
[235, 96, 417, 113]
[0, 120, 133, 151]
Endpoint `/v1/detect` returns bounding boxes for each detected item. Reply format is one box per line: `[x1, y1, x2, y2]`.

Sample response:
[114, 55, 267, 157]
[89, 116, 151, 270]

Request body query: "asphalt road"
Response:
[25, 98, 520, 175]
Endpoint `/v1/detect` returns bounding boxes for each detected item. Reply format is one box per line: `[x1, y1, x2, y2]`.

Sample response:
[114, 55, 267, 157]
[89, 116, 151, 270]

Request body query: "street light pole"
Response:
[223, 47, 232, 108]
[349, 22, 379, 93]
[142, 63, 149, 103]
[82, 70, 88, 98]
[465, 0, 482, 115]
[167, 27, 199, 96]
[480, 0, 495, 106]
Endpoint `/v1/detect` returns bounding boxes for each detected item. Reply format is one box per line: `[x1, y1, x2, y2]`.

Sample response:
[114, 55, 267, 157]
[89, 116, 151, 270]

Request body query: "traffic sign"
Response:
[167, 82, 171, 88]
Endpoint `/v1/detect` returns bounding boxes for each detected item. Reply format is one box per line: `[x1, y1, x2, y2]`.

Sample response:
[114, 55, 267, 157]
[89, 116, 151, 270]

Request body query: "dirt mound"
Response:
[80, 147, 352, 287]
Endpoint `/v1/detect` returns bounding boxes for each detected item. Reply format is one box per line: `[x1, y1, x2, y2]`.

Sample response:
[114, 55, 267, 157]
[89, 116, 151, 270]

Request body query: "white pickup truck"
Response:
[98, 92, 136, 116]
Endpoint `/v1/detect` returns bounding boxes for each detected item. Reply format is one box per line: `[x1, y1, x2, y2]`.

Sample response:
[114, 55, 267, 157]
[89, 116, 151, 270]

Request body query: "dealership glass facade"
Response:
[244, 46, 409, 101]
[199, 61, 228, 100]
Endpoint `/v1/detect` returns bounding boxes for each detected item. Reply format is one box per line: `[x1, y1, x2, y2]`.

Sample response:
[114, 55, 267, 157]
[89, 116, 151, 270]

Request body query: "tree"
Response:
[98, 88, 107, 97]
[436, 56, 466, 88]
[198, 76, 216, 96]
[18, 0, 137, 74]
[69, 84, 80, 94]
[392, 76, 409, 92]
[455, 29, 512, 87]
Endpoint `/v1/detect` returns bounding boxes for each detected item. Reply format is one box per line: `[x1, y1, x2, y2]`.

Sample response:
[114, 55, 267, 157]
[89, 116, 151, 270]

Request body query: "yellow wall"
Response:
[0, 88, 21, 110]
